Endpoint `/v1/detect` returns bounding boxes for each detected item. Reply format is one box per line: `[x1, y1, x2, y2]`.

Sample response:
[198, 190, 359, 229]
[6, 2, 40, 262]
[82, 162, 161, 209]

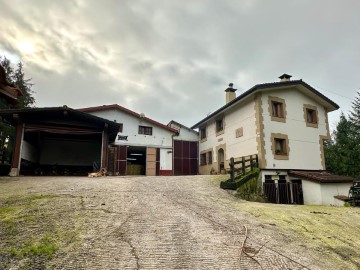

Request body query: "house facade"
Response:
[192, 74, 354, 205]
[79, 104, 177, 176]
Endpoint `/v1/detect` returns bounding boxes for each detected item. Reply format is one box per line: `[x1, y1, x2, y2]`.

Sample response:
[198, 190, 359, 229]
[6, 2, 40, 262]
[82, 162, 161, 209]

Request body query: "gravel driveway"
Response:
[0, 175, 328, 269]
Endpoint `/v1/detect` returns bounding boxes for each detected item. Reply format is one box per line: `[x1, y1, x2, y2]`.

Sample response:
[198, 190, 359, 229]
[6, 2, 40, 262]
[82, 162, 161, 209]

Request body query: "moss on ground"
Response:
[237, 202, 360, 269]
[0, 193, 84, 269]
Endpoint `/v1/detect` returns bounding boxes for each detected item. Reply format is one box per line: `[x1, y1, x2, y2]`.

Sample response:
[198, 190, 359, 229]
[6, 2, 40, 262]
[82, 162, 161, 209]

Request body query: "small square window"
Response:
[303, 104, 319, 128]
[306, 109, 317, 124]
[271, 133, 289, 160]
[200, 127, 207, 140]
[216, 119, 224, 133]
[274, 138, 286, 155]
[138, 125, 152, 135]
[272, 101, 284, 118]
[269, 96, 286, 123]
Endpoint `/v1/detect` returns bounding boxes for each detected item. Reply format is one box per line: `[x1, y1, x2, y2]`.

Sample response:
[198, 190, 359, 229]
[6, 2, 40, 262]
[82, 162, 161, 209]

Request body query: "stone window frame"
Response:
[268, 96, 286, 123]
[215, 117, 225, 136]
[199, 126, 207, 142]
[271, 133, 290, 160]
[303, 104, 319, 128]
[235, 127, 243, 138]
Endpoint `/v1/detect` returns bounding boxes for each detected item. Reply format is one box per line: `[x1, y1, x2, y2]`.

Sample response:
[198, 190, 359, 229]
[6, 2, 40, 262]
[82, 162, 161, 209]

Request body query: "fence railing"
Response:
[263, 182, 304, 205]
[229, 154, 259, 181]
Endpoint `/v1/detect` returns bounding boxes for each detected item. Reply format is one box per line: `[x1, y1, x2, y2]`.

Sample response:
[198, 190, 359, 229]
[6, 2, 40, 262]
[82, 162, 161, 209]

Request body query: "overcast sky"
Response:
[0, 0, 359, 130]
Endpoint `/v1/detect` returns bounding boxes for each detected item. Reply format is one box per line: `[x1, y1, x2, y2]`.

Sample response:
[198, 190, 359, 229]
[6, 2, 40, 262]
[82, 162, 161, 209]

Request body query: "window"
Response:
[271, 133, 289, 160]
[306, 109, 317, 123]
[274, 138, 286, 155]
[303, 104, 318, 128]
[207, 151, 212, 164]
[272, 102, 284, 118]
[216, 119, 224, 133]
[268, 96, 286, 123]
[200, 126, 207, 140]
[200, 153, 207, 165]
[138, 125, 152, 135]
[200, 151, 212, 166]
[119, 123, 123, 133]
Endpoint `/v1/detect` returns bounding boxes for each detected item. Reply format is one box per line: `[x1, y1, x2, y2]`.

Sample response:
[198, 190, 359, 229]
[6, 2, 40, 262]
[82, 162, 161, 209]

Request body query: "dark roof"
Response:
[279, 73, 292, 80]
[288, 170, 356, 184]
[78, 104, 178, 133]
[191, 80, 340, 129]
[0, 106, 121, 141]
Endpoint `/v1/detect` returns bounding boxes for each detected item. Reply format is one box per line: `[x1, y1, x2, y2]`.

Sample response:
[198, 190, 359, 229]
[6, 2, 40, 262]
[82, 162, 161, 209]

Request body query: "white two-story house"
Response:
[192, 74, 355, 205]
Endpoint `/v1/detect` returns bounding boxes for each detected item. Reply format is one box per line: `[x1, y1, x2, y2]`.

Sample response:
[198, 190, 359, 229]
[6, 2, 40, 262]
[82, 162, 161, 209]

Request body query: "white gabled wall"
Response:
[169, 122, 198, 142]
[88, 109, 174, 148]
[261, 88, 328, 170]
[198, 99, 257, 174]
[87, 109, 174, 171]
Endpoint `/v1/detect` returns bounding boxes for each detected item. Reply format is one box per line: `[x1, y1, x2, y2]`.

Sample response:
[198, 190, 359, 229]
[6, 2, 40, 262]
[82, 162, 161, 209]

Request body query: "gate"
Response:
[263, 182, 303, 204]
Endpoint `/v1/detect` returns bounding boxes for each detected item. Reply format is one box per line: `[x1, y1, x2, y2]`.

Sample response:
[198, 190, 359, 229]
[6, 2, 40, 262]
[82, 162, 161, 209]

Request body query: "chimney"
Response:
[279, 73, 292, 82]
[225, 83, 237, 104]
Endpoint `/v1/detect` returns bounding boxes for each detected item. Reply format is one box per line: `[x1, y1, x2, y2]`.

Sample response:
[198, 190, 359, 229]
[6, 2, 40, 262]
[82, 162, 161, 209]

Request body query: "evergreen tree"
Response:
[349, 91, 360, 127]
[325, 111, 360, 178]
[13, 62, 35, 108]
[0, 56, 36, 165]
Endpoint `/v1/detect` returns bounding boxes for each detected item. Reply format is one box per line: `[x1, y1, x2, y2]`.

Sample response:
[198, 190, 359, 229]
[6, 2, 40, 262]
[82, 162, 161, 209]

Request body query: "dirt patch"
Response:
[1, 175, 358, 269]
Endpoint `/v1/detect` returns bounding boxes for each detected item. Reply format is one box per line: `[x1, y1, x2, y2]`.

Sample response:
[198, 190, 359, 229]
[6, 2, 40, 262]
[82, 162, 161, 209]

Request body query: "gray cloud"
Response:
[0, 0, 359, 129]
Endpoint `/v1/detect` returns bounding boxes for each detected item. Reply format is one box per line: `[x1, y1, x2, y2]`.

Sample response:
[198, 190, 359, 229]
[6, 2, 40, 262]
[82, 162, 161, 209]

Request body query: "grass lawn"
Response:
[213, 175, 360, 269]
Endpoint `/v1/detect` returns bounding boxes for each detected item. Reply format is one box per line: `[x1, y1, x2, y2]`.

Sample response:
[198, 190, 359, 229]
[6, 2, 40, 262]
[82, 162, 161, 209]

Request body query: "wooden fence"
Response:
[229, 154, 259, 181]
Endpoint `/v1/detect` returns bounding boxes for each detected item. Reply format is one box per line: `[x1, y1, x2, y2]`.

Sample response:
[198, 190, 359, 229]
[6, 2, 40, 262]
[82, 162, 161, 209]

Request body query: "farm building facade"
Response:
[0, 104, 198, 177]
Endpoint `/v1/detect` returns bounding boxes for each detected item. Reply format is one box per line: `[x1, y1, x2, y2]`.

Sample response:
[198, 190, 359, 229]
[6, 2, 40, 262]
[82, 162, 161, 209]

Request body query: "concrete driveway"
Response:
[0, 176, 325, 269]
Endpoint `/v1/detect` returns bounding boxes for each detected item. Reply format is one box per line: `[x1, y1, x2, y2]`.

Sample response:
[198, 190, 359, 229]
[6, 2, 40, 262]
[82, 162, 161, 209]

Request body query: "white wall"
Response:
[88, 109, 174, 149]
[302, 180, 322, 205]
[39, 139, 101, 166]
[199, 99, 258, 165]
[261, 88, 328, 170]
[321, 183, 352, 206]
[169, 122, 198, 142]
[160, 148, 172, 170]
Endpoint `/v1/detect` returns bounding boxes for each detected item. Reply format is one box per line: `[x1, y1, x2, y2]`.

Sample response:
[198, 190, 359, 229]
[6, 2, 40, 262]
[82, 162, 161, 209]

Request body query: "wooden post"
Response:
[101, 124, 108, 170]
[230, 157, 234, 181]
[255, 154, 259, 168]
[9, 121, 24, 176]
[250, 155, 253, 171]
[242, 156, 246, 175]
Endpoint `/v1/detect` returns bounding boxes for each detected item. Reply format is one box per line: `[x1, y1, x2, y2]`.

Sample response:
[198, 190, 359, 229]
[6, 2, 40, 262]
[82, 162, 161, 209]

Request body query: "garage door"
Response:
[173, 140, 198, 175]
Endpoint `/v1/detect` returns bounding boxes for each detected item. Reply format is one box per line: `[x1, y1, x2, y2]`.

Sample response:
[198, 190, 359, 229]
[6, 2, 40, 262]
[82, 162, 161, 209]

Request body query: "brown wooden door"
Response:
[117, 145, 127, 176]
[173, 140, 198, 175]
[146, 147, 157, 176]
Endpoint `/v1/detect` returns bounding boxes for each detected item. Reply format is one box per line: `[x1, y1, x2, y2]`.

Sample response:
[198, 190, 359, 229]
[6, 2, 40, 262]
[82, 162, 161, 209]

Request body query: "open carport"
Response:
[0, 106, 120, 176]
